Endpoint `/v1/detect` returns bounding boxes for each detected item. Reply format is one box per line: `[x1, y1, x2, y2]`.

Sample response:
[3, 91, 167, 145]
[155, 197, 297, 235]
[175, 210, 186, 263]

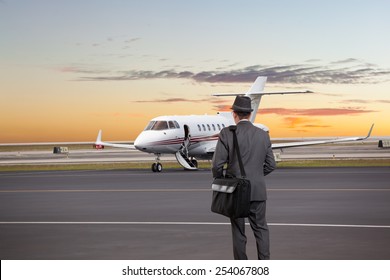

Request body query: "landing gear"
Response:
[152, 154, 163, 172]
[152, 162, 163, 172]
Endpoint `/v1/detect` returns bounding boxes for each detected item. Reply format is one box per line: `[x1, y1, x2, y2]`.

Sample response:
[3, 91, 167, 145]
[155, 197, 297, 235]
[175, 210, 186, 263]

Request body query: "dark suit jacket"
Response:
[212, 120, 276, 201]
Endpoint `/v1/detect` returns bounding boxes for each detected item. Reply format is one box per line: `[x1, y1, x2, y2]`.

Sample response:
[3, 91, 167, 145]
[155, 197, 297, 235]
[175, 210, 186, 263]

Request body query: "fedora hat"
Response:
[231, 96, 253, 113]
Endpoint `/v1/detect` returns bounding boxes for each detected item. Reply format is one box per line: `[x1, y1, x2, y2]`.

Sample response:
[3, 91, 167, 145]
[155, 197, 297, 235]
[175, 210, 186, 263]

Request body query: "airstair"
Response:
[175, 150, 197, 170]
[175, 129, 197, 170]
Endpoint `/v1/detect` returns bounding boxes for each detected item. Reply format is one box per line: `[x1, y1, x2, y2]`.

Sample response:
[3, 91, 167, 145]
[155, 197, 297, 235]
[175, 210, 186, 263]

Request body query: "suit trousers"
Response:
[230, 201, 270, 260]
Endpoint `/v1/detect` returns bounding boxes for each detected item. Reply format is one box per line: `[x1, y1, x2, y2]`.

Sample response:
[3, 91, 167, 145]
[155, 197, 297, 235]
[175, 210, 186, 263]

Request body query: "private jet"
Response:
[94, 76, 373, 172]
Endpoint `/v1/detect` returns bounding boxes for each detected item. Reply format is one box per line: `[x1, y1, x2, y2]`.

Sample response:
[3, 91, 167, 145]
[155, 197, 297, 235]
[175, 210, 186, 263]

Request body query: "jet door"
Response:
[184, 124, 190, 146]
[175, 124, 197, 170]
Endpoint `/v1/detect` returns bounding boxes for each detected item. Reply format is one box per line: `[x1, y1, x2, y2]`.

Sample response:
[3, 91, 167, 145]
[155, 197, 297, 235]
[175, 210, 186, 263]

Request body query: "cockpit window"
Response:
[168, 121, 176, 129]
[144, 121, 156, 130]
[153, 121, 168, 130]
[144, 120, 179, 131]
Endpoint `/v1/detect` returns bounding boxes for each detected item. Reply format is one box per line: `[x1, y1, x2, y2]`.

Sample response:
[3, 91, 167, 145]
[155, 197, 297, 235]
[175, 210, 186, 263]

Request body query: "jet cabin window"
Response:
[144, 120, 179, 131]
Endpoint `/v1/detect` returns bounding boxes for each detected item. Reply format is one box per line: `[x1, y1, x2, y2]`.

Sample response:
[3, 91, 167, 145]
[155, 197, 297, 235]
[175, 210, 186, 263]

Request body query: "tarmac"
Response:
[1, 167, 389, 259]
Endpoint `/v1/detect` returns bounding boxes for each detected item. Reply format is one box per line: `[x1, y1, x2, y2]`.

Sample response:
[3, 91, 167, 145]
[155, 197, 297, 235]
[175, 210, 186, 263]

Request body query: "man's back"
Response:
[212, 120, 276, 201]
[211, 95, 275, 259]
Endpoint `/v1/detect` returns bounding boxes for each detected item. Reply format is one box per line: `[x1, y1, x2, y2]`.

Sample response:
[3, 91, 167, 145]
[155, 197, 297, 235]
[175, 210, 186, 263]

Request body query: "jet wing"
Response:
[94, 130, 135, 149]
[272, 124, 374, 150]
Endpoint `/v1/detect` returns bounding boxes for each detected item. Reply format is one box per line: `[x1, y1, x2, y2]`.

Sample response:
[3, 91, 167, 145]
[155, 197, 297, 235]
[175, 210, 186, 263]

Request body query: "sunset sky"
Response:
[1, 0, 389, 143]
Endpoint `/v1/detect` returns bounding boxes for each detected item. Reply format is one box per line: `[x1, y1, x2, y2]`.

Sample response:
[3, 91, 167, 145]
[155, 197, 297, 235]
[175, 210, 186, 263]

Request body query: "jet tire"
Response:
[156, 163, 163, 172]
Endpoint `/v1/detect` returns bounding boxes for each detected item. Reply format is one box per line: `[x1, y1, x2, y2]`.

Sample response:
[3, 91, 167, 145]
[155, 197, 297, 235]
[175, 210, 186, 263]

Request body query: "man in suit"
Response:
[212, 95, 276, 260]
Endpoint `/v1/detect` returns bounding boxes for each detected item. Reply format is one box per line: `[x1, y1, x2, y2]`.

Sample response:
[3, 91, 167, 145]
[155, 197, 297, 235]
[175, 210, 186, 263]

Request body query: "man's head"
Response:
[231, 96, 252, 123]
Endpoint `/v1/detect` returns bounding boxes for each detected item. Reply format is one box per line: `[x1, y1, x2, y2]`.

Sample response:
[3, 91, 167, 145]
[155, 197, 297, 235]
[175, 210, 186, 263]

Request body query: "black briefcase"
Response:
[211, 126, 251, 219]
[211, 177, 251, 218]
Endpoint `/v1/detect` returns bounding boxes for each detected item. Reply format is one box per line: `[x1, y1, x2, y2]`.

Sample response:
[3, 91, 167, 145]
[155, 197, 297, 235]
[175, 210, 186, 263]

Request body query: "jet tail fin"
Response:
[245, 77, 267, 122]
[213, 76, 311, 123]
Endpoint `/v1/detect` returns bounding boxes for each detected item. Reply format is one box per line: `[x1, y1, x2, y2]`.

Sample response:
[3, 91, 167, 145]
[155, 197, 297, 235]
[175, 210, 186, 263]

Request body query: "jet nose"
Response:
[134, 132, 147, 151]
[134, 137, 142, 151]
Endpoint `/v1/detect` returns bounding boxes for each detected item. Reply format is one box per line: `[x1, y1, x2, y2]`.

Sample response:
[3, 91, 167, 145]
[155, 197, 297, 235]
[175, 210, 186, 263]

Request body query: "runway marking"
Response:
[0, 189, 210, 193]
[1, 188, 390, 193]
[1, 168, 389, 178]
[269, 188, 390, 192]
[0, 221, 389, 229]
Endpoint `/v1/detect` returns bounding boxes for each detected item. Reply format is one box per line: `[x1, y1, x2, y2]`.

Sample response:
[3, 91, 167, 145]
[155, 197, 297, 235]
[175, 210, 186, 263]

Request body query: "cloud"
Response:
[303, 124, 331, 128]
[123, 37, 141, 50]
[134, 97, 210, 103]
[91, 112, 145, 118]
[260, 107, 377, 116]
[133, 96, 231, 111]
[331, 58, 360, 64]
[342, 99, 390, 104]
[58, 66, 109, 75]
[279, 117, 332, 130]
[211, 104, 377, 116]
[124, 38, 141, 44]
[283, 117, 315, 129]
[77, 59, 390, 85]
[214, 104, 231, 111]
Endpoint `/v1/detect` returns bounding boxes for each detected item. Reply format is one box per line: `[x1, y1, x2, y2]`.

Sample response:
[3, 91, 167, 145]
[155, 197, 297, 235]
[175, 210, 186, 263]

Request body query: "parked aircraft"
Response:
[94, 76, 373, 172]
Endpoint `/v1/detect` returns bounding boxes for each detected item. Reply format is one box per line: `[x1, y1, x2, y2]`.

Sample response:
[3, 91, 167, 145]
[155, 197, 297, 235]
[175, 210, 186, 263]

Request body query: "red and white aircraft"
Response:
[94, 76, 373, 172]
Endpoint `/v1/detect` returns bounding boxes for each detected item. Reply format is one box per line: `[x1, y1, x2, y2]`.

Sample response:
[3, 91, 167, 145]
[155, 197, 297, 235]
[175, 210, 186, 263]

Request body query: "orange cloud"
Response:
[260, 107, 376, 116]
[213, 104, 231, 111]
[342, 99, 390, 104]
[91, 112, 146, 118]
[134, 98, 209, 103]
[283, 117, 311, 128]
[281, 117, 331, 131]
[213, 105, 377, 116]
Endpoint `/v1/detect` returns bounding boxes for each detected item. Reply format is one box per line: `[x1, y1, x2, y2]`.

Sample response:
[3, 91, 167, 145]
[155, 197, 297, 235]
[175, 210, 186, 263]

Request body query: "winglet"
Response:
[363, 123, 374, 140]
[93, 130, 105, 149]
[272, 123, 375, 150]
[93, 129, 135, 150]
[96, 129, 103, 144]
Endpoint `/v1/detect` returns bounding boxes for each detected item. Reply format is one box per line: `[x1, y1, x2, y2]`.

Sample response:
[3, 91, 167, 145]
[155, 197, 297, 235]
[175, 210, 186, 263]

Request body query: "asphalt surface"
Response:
[0, 167, 389, 260]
